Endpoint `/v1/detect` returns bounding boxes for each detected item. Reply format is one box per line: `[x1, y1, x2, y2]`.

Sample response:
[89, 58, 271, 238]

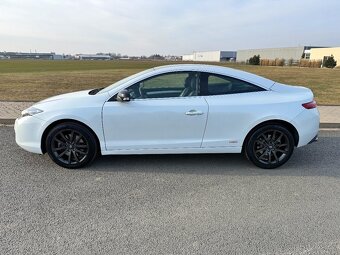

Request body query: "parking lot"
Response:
[1, 126, 340, 254]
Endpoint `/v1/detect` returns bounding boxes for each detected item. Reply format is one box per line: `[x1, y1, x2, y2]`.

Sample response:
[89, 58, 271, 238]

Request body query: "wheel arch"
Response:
[242, 119, 299, 150]
[41, 119, 101, 154]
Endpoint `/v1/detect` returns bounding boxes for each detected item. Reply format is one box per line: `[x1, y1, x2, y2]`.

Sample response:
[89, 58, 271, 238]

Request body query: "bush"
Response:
[260, 59, 268, 66]
[260, 58, 285, 66]
[299, 59, 309, 67]
[287, 58, 297, 66]
[248, 55, 260, 65]
[275, 58, 285, 66]
[323, 55, 337, 68]
[311, 60, 322, 68]
[299, 59, 322, 68]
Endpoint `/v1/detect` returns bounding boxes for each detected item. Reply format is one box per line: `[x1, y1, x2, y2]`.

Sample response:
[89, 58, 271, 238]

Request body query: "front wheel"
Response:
[46, 122, 98, 169]
[245, 125, 295, 169]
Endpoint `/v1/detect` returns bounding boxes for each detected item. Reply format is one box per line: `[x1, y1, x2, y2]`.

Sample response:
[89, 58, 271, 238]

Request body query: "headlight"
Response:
[21, 107, 44, 117]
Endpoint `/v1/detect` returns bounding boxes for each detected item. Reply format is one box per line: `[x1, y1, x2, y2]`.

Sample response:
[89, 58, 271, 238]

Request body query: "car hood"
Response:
[35, 89, 92, 105]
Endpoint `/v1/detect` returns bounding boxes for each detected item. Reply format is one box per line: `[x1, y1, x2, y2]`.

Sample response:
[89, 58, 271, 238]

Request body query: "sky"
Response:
[0, 0, 339, 56]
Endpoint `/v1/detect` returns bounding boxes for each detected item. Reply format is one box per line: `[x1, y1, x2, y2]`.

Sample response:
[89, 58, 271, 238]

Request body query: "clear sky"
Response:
[1, 0, 339, 56]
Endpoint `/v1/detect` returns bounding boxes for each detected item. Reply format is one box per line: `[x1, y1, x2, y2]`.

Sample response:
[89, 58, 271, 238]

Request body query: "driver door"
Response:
[102, 72, 209, 151]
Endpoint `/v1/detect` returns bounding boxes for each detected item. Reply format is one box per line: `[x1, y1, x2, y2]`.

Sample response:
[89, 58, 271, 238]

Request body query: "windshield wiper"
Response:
[88, 87, 104, 95]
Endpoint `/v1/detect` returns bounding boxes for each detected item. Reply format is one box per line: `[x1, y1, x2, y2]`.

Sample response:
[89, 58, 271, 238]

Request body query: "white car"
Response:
[15, 64, 319, 169]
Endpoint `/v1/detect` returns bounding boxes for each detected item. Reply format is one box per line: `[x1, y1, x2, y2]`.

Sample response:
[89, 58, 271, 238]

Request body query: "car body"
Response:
[14, 64, 319, 169]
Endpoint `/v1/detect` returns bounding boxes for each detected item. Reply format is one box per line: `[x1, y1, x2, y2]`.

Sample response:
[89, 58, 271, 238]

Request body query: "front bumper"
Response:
[14, 116, 45, 154]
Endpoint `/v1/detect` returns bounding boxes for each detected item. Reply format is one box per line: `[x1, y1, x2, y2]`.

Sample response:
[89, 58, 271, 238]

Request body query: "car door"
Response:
[199, 72, 268, 148]
[102, 71, 209, 151]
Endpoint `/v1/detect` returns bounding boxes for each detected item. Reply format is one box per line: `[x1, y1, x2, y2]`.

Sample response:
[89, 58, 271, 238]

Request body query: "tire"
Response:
[46, 122, 98, 169]
[245, 125, 294, 169]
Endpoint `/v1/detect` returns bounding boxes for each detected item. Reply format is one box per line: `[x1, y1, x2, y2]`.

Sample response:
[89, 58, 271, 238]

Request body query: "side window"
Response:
[126, 72, 198, 99]
[204, 73, 265, 95]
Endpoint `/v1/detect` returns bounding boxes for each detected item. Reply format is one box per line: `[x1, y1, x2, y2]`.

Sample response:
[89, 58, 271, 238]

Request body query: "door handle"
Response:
[185, 109, 204, 116]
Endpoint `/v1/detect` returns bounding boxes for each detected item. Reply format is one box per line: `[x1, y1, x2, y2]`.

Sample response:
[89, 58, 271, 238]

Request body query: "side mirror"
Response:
[116, 90, 131, 102]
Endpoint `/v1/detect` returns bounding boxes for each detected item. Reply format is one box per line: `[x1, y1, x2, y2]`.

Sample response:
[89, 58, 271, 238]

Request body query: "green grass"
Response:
[0, 60, 339, 105]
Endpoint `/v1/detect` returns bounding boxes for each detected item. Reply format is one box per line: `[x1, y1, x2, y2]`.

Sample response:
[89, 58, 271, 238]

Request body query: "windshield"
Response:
[98, 68, 154, 94]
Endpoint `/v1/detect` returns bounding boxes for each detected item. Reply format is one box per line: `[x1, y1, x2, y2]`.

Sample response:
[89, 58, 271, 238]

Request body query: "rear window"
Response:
[204, 73, 265, 95]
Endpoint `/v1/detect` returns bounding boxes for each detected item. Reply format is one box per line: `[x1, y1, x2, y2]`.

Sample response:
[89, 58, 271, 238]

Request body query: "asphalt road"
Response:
[1, 126, 340, 255]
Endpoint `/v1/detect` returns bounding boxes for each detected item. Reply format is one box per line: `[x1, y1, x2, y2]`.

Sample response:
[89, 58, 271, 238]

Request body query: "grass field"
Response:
[0, 60, 339, 105]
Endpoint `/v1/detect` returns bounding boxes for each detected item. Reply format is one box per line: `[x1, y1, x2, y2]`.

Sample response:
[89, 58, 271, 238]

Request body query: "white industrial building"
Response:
[182, 51, 237, 62]
[182, 54, 194, 61]
[236, 46, 328, 63]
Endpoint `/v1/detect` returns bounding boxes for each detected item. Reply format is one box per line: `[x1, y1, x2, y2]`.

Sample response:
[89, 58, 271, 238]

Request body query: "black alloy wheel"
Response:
[245, 125, 294, 169]
[46, 122, 98, 168]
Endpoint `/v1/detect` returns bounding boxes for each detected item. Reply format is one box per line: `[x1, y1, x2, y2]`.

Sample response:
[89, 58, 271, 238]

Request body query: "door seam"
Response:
[200, 97, 210, 147]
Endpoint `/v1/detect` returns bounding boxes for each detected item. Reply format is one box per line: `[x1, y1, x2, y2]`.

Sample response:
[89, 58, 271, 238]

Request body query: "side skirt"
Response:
[101, 146, 242, 155]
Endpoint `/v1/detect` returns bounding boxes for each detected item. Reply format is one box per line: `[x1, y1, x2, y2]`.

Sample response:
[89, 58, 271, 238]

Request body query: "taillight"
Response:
[302, 100, 317, 109]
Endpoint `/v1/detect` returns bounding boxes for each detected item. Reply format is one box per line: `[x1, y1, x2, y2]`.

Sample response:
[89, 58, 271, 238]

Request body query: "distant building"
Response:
[182, 51, 237, 62]
[0, 51, 57, 60]
[164, 55, 181, 61]
[310, 47, 340, 67]
[236, 46, 327, 63]
[182, 54, 194, 61]
[52, 54, 64, 60]
[75, 54, 111, 60]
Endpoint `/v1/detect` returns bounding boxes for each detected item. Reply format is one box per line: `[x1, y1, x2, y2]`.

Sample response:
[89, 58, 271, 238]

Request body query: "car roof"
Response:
[150, 64, 275, 89]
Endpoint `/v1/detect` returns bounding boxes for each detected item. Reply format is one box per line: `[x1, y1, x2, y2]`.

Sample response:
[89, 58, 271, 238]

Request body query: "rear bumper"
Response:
[308, 134, 318, 144]
[292, 108, 320, 147]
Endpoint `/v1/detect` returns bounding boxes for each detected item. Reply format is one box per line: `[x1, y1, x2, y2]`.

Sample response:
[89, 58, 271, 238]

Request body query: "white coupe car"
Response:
[15, 64, 319, 169]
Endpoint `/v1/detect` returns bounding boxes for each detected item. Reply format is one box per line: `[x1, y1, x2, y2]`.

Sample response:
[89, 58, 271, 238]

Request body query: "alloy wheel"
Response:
[253, 129, 290, 165]
[51, 129, 89, 165]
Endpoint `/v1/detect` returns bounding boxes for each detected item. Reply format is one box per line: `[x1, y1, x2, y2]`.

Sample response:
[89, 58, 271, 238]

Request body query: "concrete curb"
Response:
[320, 123, 340, 129]
[2, 118, 340, 129]
[0, 119, 16, 125]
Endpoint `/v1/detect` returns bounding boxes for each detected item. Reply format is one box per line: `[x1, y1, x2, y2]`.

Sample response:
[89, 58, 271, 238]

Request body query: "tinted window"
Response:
[127, 72, 198, 99]
[203, 73, 265, 95]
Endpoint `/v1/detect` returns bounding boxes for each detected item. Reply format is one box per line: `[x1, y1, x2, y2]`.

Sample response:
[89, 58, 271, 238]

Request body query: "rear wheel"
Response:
[245, 125, 294, 169]
[46, 122, 98, 169]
